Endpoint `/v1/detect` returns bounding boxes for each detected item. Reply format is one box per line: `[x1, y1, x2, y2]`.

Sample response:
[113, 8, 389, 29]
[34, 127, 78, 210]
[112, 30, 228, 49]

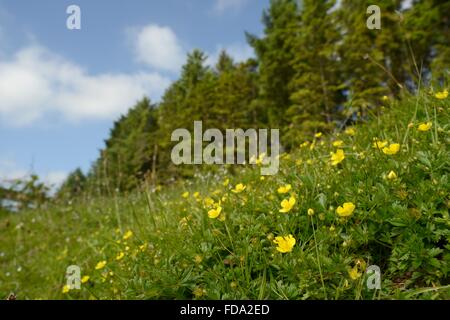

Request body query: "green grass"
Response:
[1, 91, 449, 300]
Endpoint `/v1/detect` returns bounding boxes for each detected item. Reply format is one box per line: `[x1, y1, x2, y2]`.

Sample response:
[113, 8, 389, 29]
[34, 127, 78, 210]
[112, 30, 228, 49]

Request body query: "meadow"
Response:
[0, 90, 449, 300]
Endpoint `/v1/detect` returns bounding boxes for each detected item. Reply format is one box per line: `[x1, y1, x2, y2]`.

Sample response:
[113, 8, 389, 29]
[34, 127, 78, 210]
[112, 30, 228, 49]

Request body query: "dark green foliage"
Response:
[286, 0, 343, 144]
[88, 97, 159, 192]
[246, 0, 300, 130]
[56, 168, 86, 199]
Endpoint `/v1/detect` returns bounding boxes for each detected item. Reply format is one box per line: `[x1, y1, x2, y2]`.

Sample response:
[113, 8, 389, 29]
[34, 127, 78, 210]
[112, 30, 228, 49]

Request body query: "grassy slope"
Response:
[0, 92, 449, 300]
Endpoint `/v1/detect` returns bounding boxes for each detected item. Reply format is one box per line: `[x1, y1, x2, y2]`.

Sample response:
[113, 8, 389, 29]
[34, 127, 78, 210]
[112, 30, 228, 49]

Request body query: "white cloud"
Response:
[0, 45, 171, 126]
[206, 43, 254, 67]
[132, 24, 185, 73]
[213, 0, 251, 14]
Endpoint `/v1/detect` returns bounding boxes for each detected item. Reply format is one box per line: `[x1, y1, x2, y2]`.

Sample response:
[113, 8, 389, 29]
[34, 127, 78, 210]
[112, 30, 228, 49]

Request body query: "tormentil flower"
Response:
[231, 183, 246, 193]
[194, 255, 203, 264]
[279, 196, 296, 213]
[203, 197, 215, 208]
[193, 287, 206, 298]
[208, 206, 222, 219]
[373, 139, 388, 149]
[255, 153, 266, 165]
[348, 266, 362, 280]
[333, 140, 344, 147]
[62, 284, 71, 294]
[116, 252, 125, 261]
[123, 230, 133, 240]
[277, 184, 292, 194]
[418, 122, 432, 132]
[387, 171, 397, 180]
[382, 143, 400, 155]
[95, 260, 107, 270]
[435, 90, 448, 100]
[273, 235, 296, 253]
[300, 141, 310, 148]
[330, 149, 345, 166]
[336, 202, 355, 217]
[345, 128, 356, 136]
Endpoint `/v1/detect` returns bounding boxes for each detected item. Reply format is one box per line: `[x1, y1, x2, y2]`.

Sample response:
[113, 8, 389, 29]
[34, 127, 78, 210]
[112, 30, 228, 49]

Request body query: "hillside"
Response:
[1, 90, 449, 300]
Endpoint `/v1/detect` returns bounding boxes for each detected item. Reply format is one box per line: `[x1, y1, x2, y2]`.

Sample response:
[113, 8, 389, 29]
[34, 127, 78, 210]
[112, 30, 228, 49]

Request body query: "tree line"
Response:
[57, 0, 448, 198]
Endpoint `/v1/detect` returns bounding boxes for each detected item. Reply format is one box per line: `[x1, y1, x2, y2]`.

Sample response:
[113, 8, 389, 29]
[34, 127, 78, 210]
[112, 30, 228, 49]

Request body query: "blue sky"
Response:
[0, 0, 269, 187]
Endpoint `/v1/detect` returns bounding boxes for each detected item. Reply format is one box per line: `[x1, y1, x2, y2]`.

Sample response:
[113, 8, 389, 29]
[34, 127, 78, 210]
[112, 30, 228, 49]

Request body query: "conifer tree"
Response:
[88, 97, 159, 191]
[403, 0, 450, 84]
[285, 0, 343, 144]
[246, 0, 300, 129]
[337, 0, 404, 117]
[56, 168, 86, 199]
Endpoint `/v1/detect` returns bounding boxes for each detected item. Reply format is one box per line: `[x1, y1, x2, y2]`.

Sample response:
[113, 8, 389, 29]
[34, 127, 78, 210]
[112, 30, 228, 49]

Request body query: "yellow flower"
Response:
[435, 90, 448, 100]
[194, 255, 203, 264]
[279, 196, 296, 213]
[179, 216, 189, 227]
[336, 202, 355, 217]
[330, 149, 345, 166]
[208, 206, 222, 219]
[273, 234, 296, 253]
[387, 171, 397, 180]
[382, 143, 400, 155]
[315, 132, 323, 138]
[345, 128, 356, 136]
[333, 140, 344, 147]
[123, 230, 133, 240]
[256, 153, 266, 165]
[139, 243, 147, 252]
[382, 95, 389, 101]
[95, 260, 107, 270]
[193, 192, 200, 199]
[116, 252, 125, 261]
[182, 191, 189, 198]
[307, 208, 315, 216]
[62, 284, 71, 294]
[81, 275, 90, 284]
[223, 178, 230, 187]
[300, 141, 310, 148]
[231, 183, 246, 193]
[203, 197, 215, 207]
[418, 122, 432, 132]
[373, 139, 388, 149]
[277, 184, 292, 194]
[348, 267, 362, 280]
[193, 287, 206, 298]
